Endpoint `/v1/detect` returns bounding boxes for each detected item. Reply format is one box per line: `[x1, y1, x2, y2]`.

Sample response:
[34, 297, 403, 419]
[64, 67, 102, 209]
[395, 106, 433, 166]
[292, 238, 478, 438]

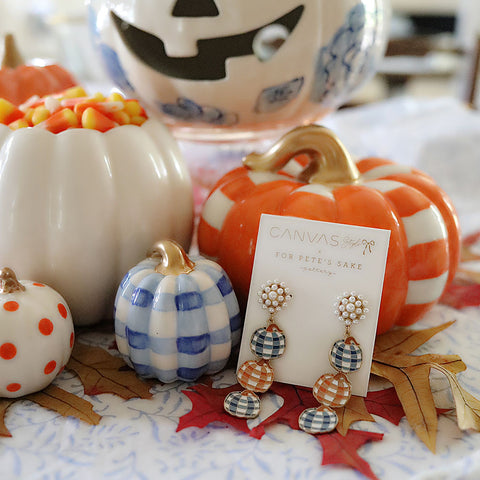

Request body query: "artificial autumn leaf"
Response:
[25, 385, 101, 425]
[178, 383, 252, 436]
[177, 381, 405, 478]
[439, 231, 480, 308]
[371, 360, 438, 452]
[458, 268, 480, 285]
[440, 283, 480, 309]
[178, 382, 315, 439]
[1, 341, 157, 439]
[0, 385, 101, 438]
[179, 381, 373, 440]
[67, 342, 153, 400]
[318, 429, 384, 480]
[0, 399, 14, 437]
[336, 395, 374, 436]
[374, 321, 455, 356]
[253, 382, 316, 438]
[461, 231, 480, 262]
[364, 388, 405, 425]
[253, 384, 373, 438]
[372, 321, 476, 452]
[431, 363, 480, 431]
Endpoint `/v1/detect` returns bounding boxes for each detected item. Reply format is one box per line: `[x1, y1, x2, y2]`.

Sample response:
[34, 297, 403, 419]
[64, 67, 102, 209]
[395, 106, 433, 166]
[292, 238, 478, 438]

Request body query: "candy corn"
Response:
[81, 107, 117, 132]
[0, 99, 24, 125]
[8, 118, 29, 130]
[31, 106, 50, 125]
[37, 108, 79, 134]
[0, 87, 149, 133]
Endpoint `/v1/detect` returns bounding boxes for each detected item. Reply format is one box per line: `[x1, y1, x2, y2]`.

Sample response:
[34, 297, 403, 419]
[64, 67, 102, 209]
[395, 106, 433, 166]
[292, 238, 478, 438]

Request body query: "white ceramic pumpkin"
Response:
[0, 119, 193, 325]
[0, 268, 74, 398]
[88, 0, 389, 140]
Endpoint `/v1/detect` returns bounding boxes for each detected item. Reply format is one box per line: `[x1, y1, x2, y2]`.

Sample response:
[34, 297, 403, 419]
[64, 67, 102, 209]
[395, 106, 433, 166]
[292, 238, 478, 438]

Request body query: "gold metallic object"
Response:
[147, 240, 195, 276]
[0, 267, 26, 294]
[2, 34, 24, 69]
[243, 124, 360, 186]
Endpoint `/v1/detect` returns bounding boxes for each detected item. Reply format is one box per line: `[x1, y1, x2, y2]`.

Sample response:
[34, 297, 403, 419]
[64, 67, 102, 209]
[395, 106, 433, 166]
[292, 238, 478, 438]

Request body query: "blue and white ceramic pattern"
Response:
[224, 390, 261, 418]
[114, 248, 241, 383]
[250, 326, 286, 360]
[156, 97, 238, 126]
[298, 406, 338, 434]
[330, 338, 363, 373]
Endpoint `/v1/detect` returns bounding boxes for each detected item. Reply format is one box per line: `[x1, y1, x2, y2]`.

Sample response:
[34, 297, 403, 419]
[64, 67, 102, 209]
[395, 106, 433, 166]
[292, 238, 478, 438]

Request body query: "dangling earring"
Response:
[298, 292, 368, 434]
[224, 280, 292, 419]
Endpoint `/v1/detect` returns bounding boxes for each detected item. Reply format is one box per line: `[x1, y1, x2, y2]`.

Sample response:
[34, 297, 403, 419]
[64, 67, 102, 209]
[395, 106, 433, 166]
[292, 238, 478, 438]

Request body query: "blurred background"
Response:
[0, 0, 479, 106]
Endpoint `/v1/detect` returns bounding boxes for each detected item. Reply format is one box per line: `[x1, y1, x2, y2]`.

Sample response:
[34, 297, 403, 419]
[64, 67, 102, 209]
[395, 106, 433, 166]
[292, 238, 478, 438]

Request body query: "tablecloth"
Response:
[2, 96, 480, 480]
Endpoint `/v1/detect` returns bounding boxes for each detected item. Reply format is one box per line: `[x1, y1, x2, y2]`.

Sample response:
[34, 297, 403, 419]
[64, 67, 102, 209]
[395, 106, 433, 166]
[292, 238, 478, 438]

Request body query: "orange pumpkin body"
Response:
[198, 127, 460, 334]
[0, 64, 76, 105]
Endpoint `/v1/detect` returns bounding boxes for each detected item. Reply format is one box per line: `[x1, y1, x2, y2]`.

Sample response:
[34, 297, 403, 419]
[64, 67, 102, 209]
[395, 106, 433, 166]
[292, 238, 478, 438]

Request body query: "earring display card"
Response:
[237, 214, 391, 396]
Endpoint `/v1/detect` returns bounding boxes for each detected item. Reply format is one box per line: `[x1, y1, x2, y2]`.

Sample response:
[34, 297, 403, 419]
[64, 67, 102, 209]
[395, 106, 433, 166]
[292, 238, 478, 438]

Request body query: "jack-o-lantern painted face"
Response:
[89, 0, 388, 140]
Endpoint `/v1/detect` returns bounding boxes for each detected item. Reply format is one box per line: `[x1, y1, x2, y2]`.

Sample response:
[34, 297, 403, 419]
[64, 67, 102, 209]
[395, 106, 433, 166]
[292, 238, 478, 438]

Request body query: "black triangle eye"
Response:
[171, 0, 219, 17]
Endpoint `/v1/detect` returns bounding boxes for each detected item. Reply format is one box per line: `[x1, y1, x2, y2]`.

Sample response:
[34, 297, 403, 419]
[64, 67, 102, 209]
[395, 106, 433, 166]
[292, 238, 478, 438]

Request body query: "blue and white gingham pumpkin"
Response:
[330, 337, 363, 373]
[298, 406, 338, 434]
[114, 240, 242, 382]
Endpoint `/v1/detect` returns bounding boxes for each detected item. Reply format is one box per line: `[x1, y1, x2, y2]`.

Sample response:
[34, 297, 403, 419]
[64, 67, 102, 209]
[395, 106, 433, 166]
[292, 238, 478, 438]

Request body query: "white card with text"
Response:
[237, 214, 391, 396]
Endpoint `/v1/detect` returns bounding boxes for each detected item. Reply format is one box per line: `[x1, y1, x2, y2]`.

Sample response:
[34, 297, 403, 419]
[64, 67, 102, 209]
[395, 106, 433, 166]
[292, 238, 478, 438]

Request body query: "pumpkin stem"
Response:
[0, 267, 25, 294]
[243, 125, 360, 185]
[147, 240, 195, 276]
[2, 34, 24, 69]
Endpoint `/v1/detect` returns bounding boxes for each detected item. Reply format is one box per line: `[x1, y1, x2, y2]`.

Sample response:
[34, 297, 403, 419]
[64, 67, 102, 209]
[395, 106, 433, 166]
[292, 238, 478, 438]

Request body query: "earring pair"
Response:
[224, 283, 368, 433]
[298, 291, 368, 434]
[224, 279, 292, 419]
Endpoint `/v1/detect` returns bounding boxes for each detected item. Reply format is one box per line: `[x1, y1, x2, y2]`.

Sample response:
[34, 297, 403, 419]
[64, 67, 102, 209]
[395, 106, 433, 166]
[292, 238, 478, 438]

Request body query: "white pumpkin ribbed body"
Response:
[0, 120, 193, 325]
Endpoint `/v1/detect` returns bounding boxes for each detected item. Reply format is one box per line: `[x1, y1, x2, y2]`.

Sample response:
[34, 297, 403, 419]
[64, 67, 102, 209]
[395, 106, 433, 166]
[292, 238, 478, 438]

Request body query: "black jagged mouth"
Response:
[111, 6, 304, 81]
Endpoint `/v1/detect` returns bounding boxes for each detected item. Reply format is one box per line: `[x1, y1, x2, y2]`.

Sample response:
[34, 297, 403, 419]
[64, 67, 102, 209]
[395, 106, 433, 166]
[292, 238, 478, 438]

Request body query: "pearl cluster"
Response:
[257, 279, 292, 314]
[334, 291, 368, 326]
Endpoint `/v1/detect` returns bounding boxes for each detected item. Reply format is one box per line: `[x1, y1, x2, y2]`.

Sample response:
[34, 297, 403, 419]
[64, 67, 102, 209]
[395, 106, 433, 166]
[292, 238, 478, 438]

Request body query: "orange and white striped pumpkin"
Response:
[198, 125, 460, 334]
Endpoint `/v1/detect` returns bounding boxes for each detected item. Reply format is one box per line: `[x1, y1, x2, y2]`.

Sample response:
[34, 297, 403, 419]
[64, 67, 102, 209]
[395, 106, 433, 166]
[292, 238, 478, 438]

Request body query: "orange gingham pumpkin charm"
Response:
[198, 125, 460, 334]
[237, 359, 274, 393]
[312, 372, 352, 408]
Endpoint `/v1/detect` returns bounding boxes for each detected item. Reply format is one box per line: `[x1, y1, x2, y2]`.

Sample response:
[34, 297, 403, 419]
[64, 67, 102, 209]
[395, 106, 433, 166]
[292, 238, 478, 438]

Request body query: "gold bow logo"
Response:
[362, 239, 375, 255]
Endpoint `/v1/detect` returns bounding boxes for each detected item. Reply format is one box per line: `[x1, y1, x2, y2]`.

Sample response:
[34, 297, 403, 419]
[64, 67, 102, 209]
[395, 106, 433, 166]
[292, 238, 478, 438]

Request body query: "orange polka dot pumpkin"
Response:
[198, 125, 460, 334]
[0, 268, 74, 398]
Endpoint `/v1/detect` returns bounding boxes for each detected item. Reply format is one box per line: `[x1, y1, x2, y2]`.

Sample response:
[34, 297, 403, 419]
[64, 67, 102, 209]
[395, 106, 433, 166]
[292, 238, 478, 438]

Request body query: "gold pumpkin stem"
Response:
[243, 124, 360, 186]
[147, 240, 195, 276]
[0, 267, 25, 294]
[2, 34, 24, 69]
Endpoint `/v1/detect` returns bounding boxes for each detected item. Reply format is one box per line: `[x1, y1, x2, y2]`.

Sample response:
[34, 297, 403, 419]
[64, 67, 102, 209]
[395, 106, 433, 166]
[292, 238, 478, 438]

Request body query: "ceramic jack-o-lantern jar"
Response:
[87, 0, 389, 140]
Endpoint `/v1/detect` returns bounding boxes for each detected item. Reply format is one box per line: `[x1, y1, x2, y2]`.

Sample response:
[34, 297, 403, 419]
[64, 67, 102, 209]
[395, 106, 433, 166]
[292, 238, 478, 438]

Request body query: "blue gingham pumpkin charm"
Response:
[298, 406, 338, 434]
[224, 390, 260, 419]
[250, 324, 286, 360]
[330, 336, 363, 373]
[114, 240, 241, 383]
